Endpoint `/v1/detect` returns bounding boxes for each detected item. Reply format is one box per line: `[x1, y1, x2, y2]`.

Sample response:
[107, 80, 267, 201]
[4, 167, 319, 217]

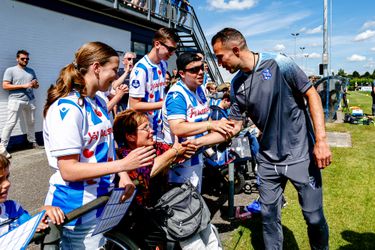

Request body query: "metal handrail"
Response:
[189, 6, 224, 84]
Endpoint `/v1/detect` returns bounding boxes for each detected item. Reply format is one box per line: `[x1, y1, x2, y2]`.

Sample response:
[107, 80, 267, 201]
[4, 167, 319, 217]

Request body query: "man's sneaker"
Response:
[0, 144, 11, 159]
[32, 142, 44, 149]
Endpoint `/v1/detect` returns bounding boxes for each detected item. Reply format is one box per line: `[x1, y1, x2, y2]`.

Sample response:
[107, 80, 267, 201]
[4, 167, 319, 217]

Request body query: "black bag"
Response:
[153, 181, 211, 241]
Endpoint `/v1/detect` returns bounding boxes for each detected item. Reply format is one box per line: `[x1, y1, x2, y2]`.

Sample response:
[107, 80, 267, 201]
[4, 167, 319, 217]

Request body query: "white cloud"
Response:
[305, 25, 322, 34]
[354, 30, 375, 41]
[371, 47, 375, 52]
[208, 0, 258, 11]
[347, 54, 366, 62]
[308, 52, 321, 59]
[205, 10, 310, 38]
[273, 44, 285, 52]
[362, 21, 375, 29]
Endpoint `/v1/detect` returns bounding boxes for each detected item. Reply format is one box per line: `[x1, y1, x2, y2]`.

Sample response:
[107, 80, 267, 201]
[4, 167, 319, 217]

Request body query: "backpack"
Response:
[152, 181, 211, 241]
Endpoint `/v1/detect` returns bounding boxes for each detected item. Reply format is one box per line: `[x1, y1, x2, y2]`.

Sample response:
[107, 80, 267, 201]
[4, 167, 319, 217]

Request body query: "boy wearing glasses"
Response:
[0, 50, 41, 159]
[162, 52, 234, 192]
[129, 28, 179, 143]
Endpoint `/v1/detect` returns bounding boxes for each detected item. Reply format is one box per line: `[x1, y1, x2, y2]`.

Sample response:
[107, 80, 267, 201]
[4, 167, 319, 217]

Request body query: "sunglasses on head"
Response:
[159, 41, 177, 53]
[184, 64, 204, 74]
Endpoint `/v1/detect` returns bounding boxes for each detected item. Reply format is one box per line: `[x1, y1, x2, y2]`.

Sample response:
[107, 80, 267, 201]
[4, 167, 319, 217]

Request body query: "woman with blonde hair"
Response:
[43, 42, 155, 249]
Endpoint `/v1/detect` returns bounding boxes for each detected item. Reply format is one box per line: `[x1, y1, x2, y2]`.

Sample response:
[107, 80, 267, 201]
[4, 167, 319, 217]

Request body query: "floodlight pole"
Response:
[323, 0, 330, 119]
[291, 33, 299, 59]
[300, 46, 306, 69]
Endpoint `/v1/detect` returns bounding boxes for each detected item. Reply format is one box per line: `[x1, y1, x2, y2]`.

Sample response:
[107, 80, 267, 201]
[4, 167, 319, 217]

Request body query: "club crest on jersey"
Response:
[262, 68, 272, 80]
[132, 80, 140, 88]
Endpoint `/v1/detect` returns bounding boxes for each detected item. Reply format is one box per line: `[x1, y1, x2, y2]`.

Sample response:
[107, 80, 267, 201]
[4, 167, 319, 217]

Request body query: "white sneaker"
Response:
[0, 143, 11, 159]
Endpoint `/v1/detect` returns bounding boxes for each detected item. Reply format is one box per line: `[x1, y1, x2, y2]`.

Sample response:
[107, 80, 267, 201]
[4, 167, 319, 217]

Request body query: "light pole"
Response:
[291, 32, 299, 59]
[300, 46, 306, 69]
[304, 54, 309, 73]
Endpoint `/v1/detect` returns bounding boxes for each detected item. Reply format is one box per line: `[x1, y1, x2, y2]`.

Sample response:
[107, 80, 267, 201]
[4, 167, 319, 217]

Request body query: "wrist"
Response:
[207, 121, 211, 131]
[171, 147, 179, 162]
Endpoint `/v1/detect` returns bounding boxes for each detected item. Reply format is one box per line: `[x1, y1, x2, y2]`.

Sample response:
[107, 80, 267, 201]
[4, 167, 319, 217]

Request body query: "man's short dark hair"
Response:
[176, 52, 201, 71]
[16, 50, 29, 58]
[211, 28, 247, 49]
[153, 28, 179, 46]
[222, 92, 230, 100]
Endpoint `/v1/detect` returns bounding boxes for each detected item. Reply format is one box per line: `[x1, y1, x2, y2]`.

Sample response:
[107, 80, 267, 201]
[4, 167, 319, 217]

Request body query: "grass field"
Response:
[225, 91, 375, 249]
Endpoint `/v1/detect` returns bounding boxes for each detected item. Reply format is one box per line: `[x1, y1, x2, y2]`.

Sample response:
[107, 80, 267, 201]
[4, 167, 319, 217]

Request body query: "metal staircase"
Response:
[174, 7, 224, 84]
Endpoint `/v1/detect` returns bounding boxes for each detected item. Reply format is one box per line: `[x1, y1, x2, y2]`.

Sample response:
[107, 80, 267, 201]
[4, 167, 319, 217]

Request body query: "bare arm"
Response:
[169, 118, 235, 138]
[193, 119, 243, 148]
[151, 140, 197, 177]
[305, 87, 332, 169]
[129, 97, 163, 112]
[2, 80, 36, 90]
[112, 70, 129, 90]
[106, 84, 128, 112]
[58, 146, 156, 182]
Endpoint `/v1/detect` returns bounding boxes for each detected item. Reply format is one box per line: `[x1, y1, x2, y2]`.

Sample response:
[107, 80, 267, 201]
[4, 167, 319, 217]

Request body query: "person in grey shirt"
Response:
[192, 28, 332, 250]
[0, 50, 41, 159]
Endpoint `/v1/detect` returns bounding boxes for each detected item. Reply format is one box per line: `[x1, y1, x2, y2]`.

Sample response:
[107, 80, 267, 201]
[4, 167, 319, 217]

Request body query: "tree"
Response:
[362, 71, 371, 78]
[337, 68, 346, 77]
[352, 71, 360, 78]
[372, 69, 375, 79]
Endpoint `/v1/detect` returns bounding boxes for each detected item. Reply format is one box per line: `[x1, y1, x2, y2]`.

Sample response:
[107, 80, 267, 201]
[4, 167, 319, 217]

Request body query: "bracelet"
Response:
[171, 147, 179, 162]
[207, 121, 211, 131]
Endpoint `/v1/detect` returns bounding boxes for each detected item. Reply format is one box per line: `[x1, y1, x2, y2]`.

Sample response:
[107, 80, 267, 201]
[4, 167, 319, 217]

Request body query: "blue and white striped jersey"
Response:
[43, 91, 115, 226]
[162, 80, 209, 191]
[0, 200, 30, 236]
[129, 55, 168, 141]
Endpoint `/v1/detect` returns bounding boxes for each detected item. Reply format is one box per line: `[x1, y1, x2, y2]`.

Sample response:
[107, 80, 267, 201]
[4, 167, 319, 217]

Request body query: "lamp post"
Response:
[291, 32, 299, 59]
[304, 54, 309, 73]
[300, 46, 306, 69]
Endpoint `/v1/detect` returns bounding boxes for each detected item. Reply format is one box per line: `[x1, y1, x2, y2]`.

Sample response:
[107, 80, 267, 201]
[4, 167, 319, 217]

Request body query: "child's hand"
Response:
[36, 205, 65, 231]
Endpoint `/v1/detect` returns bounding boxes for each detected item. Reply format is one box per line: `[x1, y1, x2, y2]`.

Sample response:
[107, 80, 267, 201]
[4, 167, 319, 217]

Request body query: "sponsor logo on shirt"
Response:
[88, 128, 113, 144]
[262, 68, 272, 80]
[187, 104, 210, 118]
[132, 80, 140, 88]
[150, 81, 165, 91]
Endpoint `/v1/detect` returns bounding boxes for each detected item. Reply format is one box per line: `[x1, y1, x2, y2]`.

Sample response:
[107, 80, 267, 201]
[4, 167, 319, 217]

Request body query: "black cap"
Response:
[176, 52, 201, 72]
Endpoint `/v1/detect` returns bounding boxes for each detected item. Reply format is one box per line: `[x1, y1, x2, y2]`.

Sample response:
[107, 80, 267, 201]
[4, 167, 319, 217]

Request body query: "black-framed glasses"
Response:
[184, 64, 204, 74]
[137, 124, 152, 132]
[20, 58, 29, 61]
[159, 41, 177, 53]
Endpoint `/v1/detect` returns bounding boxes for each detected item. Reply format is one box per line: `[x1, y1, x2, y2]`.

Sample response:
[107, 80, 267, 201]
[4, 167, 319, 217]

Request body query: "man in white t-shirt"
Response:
[129, 28, 179, 142]
[0, 50, 41, 159]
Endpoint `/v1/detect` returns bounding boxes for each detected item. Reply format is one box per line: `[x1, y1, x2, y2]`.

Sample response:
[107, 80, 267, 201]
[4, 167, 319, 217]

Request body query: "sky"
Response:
[189, 0, 375, 81]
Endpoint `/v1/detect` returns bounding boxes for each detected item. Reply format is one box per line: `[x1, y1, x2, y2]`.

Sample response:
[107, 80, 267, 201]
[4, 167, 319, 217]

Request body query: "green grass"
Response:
[224, 91, 375, 249]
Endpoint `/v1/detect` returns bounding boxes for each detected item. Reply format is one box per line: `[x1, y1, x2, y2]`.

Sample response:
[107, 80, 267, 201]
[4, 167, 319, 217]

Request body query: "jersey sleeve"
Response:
[129, 66, 147, 98]
[47, 100, 84, 157]
[3, 68, 13, 82]
[166, 91, 187, 121]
